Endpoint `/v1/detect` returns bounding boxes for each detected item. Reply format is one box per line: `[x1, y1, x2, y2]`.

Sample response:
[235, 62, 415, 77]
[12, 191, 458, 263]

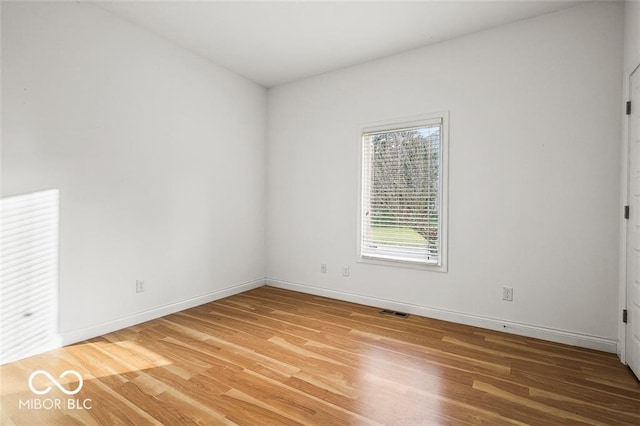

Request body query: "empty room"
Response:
[1, 0, 640, 424]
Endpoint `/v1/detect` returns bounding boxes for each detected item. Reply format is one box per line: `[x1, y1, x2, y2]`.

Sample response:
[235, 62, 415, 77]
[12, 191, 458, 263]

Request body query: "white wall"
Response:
[1, 1, 627, 355]
[267, 2, 624, 351]
[619, 0, 640, 361]
[625, 1, 640, 70]
[1, 2, 267, 344]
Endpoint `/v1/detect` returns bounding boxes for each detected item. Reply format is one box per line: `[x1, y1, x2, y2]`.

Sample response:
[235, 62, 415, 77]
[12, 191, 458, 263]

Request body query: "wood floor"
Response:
[1, 286, 639, 425]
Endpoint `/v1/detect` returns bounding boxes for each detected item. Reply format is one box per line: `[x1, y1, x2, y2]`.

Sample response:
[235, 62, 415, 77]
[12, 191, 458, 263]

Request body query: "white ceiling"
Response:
[93, 1, 588, 88]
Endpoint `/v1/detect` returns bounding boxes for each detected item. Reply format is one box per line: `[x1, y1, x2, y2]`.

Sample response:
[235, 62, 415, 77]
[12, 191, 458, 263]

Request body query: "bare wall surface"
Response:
[625, 0, 640, 71]
[1, 2, 267, 341]
[1, 1, 627, 353]
[267, 1, 624, 347]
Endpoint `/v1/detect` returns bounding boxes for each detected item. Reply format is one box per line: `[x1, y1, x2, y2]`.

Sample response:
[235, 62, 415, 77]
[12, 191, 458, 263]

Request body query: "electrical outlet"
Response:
[136, 280, 145, 293]
[343, 266, 350, 277]
[321, 264, 327, 273]
[502, 286, 513, 302]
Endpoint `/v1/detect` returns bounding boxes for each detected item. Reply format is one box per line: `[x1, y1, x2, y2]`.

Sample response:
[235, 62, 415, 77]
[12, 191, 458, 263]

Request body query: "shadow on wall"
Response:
[1, 189, 61, 364]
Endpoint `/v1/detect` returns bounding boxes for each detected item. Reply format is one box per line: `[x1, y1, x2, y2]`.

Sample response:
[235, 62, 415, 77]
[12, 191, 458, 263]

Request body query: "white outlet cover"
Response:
[502, 286, 513, 301]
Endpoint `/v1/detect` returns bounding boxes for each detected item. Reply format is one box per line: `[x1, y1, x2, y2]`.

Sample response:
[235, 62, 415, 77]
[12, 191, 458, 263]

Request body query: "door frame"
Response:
[621, 62, 640, 365]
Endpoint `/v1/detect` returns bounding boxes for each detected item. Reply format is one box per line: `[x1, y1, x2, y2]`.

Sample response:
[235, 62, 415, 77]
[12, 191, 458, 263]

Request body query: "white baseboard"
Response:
[267, 278, 618, 354]
[59, 278, 265, 346]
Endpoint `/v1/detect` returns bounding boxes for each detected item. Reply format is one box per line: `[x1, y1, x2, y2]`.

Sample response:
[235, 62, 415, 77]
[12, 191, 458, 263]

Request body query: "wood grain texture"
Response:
[1, 286, 639, 425]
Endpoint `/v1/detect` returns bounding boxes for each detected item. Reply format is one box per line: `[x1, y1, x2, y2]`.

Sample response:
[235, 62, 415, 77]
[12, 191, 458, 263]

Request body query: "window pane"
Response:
[361, 124, 441, 264]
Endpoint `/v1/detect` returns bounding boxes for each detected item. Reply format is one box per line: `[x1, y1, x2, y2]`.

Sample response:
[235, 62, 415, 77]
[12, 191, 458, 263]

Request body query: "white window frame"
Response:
[357, 112, 449, 272]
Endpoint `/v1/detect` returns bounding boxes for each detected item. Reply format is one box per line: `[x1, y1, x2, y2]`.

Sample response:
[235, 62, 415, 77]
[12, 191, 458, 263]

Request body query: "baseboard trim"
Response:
[267, 278, 618, 354]
[60, 278, 265, 346]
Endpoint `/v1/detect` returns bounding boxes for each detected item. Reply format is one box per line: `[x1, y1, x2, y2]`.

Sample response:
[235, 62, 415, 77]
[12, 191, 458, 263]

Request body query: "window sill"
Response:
[357, 256, 448, 273]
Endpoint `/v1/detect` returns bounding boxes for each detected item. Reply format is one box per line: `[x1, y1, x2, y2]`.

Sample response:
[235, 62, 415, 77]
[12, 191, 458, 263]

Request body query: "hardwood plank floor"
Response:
[1, 286, 639, 425]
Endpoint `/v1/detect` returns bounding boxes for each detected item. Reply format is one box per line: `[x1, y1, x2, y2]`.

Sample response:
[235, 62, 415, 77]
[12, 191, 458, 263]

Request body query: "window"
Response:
[359, 114, 448, 270]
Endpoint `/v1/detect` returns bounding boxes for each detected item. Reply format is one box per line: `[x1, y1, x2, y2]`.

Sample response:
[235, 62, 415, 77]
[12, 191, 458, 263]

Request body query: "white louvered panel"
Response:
[0, 189, 59, 364]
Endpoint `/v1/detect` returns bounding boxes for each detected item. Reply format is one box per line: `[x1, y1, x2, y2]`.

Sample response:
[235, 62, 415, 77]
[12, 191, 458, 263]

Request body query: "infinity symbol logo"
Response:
[28, 370, 83, 395]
